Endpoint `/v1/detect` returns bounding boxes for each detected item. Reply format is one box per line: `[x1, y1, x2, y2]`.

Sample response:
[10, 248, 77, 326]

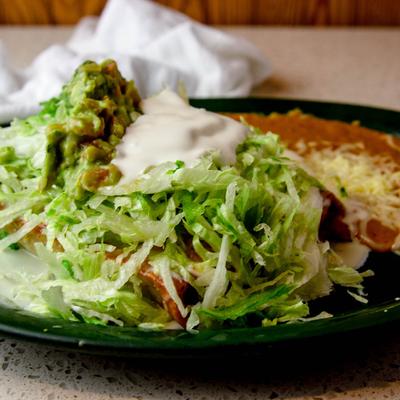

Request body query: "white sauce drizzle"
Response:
[113, 89, 249, 184]
[342, 198, 371, 240]
[332, 241, 370, 269]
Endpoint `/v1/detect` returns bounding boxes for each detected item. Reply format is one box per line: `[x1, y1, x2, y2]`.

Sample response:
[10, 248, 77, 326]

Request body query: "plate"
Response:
[0, 98, 399, 359]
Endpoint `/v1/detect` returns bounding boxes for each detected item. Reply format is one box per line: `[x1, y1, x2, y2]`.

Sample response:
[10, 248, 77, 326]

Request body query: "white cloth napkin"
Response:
[0, 0, 271, 124]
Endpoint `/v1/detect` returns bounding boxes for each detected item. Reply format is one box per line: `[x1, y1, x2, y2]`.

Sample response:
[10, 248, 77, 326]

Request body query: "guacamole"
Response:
[37, 60, 141, 196]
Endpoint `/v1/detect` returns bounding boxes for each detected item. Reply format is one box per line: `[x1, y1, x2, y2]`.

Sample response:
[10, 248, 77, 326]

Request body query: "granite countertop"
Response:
[0, 26, 400, 400]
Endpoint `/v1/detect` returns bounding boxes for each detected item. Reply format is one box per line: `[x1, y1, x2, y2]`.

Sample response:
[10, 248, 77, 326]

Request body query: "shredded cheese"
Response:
[294, 141, 400, 232]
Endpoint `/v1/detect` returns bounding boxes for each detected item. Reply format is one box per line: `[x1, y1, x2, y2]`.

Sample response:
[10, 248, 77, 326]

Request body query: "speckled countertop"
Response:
[0, 26, 400, 400]
[3, 330, 400, 400]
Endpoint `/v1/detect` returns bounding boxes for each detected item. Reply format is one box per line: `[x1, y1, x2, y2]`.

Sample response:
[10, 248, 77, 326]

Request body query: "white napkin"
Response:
[0, 0, 271, 124]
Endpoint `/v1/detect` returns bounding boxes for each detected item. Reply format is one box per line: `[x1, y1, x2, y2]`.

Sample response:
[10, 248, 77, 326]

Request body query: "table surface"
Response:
[1, 26, 400, 400]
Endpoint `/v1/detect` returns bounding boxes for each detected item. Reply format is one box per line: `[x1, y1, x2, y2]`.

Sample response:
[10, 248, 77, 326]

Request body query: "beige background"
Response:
[1, 26, 399, 110]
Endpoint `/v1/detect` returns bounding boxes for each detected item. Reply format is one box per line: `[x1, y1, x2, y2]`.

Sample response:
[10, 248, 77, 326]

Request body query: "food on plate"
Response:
[0, 60, 397, 331]
[226, 111, 400, 253]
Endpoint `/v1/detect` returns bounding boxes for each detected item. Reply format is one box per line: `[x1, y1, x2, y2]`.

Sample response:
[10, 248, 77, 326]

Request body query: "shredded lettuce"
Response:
[199, 285, 292, 321]
[0, 60, 371, 330]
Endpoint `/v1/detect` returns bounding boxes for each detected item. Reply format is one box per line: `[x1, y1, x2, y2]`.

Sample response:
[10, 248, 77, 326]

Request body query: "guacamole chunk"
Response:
[37, 60, 141, 196]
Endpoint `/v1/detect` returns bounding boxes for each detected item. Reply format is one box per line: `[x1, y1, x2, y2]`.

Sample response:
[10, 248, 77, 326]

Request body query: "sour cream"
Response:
[113, 89, 249, 184]
[332, 241, 370, 269]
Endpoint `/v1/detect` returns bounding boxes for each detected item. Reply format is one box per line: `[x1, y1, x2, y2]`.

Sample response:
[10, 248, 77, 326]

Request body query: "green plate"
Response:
[0, 98, 399, 359]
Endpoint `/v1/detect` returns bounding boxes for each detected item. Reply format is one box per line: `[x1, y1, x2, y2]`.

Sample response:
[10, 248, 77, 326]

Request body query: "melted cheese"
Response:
[295, 143, 400, 235]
